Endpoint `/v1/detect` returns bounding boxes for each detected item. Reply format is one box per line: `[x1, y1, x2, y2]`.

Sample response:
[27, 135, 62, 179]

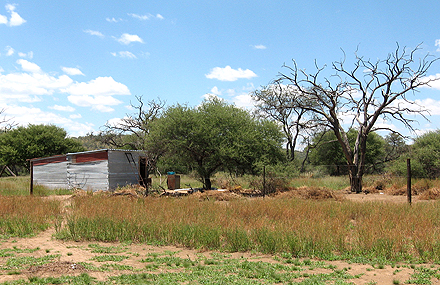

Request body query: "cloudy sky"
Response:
[1, 0, 440, 137]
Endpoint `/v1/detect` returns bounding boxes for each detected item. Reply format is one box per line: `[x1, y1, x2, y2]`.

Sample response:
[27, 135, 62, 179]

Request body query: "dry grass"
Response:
[51, 190, 440, 262]
[0, 195, 62, 236]
[419, 188, 440, 200]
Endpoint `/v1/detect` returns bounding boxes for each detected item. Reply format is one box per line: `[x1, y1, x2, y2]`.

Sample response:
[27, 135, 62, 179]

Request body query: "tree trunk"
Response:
[349, 165, 362, 193]
[203, 177, 212, 190]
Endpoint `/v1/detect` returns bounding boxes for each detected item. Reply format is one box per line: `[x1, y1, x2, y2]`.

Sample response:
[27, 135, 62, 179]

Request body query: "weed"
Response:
[91, 255, 129, 262]
[88, 243, 127, 254]
[1, 254, 60, 270]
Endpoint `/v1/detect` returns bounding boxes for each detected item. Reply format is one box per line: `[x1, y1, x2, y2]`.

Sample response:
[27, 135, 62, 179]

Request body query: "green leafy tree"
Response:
[0, 124, 85, 174]
[390, 130, 440, 178]
[309, 129, 385, 175]
[148, 98, 284, 190]
[383, 133, 409, 165]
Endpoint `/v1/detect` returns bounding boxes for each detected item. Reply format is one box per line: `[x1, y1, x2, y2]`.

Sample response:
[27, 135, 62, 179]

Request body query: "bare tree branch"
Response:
[276, 43, 439, 193]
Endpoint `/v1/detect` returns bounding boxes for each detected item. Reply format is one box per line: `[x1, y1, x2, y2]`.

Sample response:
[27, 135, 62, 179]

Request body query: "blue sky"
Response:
[1, 0, 440, 138]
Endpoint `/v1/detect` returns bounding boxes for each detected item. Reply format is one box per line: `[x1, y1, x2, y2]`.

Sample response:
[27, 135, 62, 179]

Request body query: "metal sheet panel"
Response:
[67, 160, 109, 191]
[33, 161, 69, 189]
[108, 150, 145, 189]
[73, 151, 108, 163]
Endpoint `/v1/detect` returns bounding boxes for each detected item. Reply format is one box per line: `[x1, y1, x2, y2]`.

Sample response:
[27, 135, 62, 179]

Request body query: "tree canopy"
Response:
[0, 124, 85, 173]
[148, 97, 284, 189]
[390, 130, 440, 179]
[309, 129, 385, 175]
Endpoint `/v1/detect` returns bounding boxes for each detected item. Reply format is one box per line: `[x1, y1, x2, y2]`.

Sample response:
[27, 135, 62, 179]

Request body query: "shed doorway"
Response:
[138, 157, 150, 188]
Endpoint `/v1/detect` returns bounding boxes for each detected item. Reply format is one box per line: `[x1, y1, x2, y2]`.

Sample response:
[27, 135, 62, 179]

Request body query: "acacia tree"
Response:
[0, 124, 85, 174]
[148, 97, 284, 190]
[390, 130, 440, 179]
[276, 44, 438, 193]
[309, 129, 385, 175]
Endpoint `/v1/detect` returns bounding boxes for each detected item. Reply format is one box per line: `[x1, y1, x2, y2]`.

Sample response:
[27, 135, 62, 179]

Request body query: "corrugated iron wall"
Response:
[33, 160, 69, 189]
[108, 151, 144, 189]
[32, 149, 146, 191]
[67, 158, 109, 191]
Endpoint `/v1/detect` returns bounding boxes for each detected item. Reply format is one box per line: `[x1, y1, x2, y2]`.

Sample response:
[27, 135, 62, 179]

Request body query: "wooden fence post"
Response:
[30, 160, 33, 195]
[263, 165, 266, 198]
[407, 158, 411, 205]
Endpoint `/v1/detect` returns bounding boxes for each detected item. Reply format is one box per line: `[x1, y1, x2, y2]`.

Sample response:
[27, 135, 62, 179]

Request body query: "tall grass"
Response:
[0, 176, 72, 196]
[57, 194, 440, 262]
[0, 195, 62, 237]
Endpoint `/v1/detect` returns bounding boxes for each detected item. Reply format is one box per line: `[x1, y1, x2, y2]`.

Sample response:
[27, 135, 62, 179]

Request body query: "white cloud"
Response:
[106, 17, 122, 23]
[84, 29, 104, 38]
[210, 86, 221, 96]
[202, 93, 221, 101]
[128, 13, 164, 20]
[232, 94, 256, 109]
[67, 95, 121, 113]
[0, 4, 26, 27]
[111, 51, 137, 59]
[420, 73, 440, 90]
[49, 105, 75, 112]
[0, 63, 129, 115]
[17, 59, 42, 73]
[252, 44, 266, 50]
[397, 98, 440, 116]
[18, 51, 33, 58]
[70, 114, 82, 119]
[106, 117, 124, 128]
[205, 66, 257, 81]
[436, 39, 440, 52]
[0, 14, 6, 24]
[0, 71, 73, 101]
[62, 76, 130, 97]
[6, 46, 14, 56]
[62, 67, 85, 76]
[115, 33, 144, 45]
[1, 105, 95, 136]
[93, 105, 115, 112]
[128, 13, 150, 20]
[6, 4, 26, 27]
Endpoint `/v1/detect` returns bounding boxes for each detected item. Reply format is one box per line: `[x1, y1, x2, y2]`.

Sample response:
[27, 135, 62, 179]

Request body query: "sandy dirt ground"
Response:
[0, 193, 438, 284]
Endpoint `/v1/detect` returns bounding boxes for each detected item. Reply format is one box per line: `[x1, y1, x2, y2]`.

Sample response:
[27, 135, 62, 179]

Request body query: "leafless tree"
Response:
[276, 44, 439, 193]
[252, 84, 322, 162]
[98, 96, 166, 172]
[0, 109, 16, 132]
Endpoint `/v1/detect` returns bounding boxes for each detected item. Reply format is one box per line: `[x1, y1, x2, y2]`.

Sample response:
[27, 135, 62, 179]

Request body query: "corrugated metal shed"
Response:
[30, 149, 147, 191]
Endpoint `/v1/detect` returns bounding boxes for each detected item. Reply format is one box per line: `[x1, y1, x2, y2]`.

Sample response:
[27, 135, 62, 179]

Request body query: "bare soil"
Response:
[0, 193, 438, 284]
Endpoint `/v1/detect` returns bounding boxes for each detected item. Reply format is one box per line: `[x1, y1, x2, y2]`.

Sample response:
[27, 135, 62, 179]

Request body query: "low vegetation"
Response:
[51, 193, 440, 263]
[0, 195, 61, 237]
[4, 175, 440, 283]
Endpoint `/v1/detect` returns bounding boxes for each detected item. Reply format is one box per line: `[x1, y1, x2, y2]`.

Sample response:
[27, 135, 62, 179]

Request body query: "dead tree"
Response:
[97, 96, 166, 173]
[277, 44, 439, 193]
[252, 84, 321, 162]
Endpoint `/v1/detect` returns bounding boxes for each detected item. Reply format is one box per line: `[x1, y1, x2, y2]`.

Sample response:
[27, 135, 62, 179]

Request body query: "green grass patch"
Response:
[0, 254, 60, 270]
[91, 254, 130, 262]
